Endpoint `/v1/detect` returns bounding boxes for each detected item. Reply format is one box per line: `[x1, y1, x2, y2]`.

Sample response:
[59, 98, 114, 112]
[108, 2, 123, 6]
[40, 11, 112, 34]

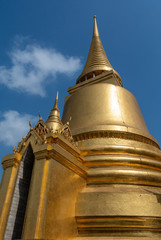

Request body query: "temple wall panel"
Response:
[44, 159, 86, 240]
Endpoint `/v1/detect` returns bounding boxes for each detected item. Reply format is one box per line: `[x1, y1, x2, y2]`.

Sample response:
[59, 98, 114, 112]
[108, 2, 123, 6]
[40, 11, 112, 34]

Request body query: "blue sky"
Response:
[0, 0, 161, 180]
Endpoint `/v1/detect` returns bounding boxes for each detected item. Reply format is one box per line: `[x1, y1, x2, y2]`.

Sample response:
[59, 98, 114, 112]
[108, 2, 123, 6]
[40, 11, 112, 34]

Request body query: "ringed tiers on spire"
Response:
[76, 16, 122, 86]
[46, 91, 63, 131]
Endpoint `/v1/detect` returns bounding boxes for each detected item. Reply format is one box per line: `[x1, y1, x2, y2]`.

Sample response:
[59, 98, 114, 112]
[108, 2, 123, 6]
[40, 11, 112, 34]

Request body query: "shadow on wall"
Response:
[4, 145, 34, 240]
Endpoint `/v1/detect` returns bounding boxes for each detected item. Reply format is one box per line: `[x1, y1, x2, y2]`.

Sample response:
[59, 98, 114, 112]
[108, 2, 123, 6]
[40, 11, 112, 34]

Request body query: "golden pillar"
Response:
[0, 153, 22, 239]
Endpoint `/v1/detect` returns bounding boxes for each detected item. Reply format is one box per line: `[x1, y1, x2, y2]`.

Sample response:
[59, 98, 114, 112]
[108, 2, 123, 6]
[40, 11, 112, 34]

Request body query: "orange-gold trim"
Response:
[73, 130, 159, 149]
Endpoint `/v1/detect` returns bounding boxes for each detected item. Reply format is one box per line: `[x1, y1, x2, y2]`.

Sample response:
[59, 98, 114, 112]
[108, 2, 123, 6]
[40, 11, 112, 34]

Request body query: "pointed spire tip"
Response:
[76, 16, 122, 85]
[56, 90, 59, 100]
[93, 15, 99, 37]
[53, 90, 59, 109]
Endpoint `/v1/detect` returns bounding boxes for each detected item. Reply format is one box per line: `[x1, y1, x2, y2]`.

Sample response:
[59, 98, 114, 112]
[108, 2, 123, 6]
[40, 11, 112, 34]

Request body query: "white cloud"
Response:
[0, 42, 82, 96]
[0, 110, 38, 147]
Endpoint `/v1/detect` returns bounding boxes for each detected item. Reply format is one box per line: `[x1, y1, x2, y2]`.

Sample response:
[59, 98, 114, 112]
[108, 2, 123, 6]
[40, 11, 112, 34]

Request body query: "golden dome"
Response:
[62, 83, 159, 148]
[46, 91, 63, 131]
[76, 16, 122, 86]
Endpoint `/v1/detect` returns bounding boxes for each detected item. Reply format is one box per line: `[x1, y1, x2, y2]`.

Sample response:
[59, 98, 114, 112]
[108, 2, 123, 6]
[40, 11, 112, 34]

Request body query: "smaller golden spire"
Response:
[46, 91, 63, 132]
[76, 16, 122, 85]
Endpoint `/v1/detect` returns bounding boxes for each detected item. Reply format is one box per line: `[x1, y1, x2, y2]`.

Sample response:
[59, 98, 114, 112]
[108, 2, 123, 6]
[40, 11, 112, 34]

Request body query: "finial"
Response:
[94, 15, 96, 19]
[29, 121, 33, 130]
[93, 15, 99, 37]
[39, 112, 42, 120]
[53, 91, 59, 109]
[13, 146, 16, 153]
[56, 90, 58, 100]
[66, 116, 72, 126]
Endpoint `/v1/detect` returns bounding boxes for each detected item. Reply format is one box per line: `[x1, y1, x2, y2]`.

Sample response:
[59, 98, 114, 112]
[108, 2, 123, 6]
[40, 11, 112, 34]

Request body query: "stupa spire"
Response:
[46, 91, 63, 131]
[76, 16, 122, 85]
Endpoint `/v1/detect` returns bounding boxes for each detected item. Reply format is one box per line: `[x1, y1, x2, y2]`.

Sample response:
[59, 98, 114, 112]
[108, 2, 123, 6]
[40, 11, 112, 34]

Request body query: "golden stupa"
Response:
[0, 16, 161, 240]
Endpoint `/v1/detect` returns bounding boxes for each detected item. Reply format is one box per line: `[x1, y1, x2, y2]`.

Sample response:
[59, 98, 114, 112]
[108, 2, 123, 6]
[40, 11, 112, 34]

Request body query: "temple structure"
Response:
[0, 16, 161, 240]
